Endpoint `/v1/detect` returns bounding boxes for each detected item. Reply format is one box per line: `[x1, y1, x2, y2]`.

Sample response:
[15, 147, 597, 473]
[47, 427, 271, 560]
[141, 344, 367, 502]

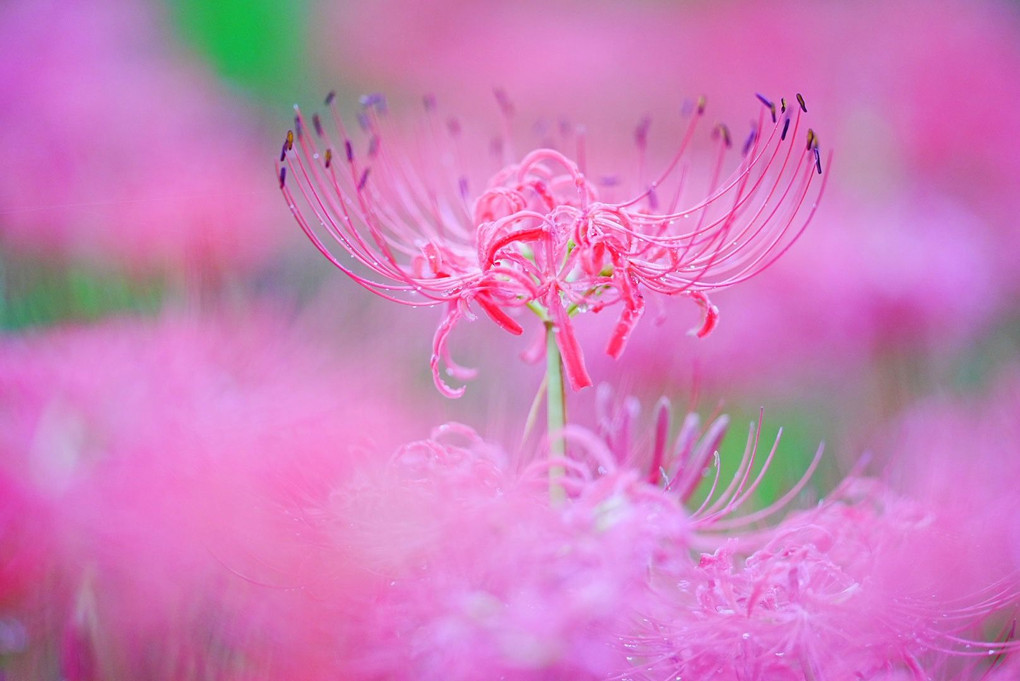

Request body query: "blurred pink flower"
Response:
[0, 310, 426, 679]
[280, 93, 825, 397]
[0, 0, 287, 274]
[296, 397, 1018, 679]
[874, 373, 1020, 603]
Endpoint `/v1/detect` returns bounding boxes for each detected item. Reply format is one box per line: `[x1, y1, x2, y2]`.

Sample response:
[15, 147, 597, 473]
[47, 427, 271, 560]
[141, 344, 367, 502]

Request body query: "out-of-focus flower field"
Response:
[2, 0, 1019, 678]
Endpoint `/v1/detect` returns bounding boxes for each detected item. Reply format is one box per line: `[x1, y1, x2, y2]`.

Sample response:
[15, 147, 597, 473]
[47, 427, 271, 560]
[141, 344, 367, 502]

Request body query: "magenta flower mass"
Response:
[4, 1, 1020, 679]
[278, 92, 826, 396]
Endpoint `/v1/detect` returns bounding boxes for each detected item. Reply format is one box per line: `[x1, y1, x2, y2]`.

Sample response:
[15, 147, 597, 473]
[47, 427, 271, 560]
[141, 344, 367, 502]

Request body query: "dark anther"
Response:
[312, 114, 324, 137]
[324, 148, 333, 168]
[806, 128, 817, 150]
[781, 117, 791, 141]
[781, 97, 787, 113]
[279, 139, 288, 163]
[325, 91, 336, 105]
[814, 147, 822, 175]
[494, 88, 515, 117]
[294, 116, 303, 139]
[357, 167, 371, 191]
[278, 167, 287, 188]
[742, 128, 757, 156]
[359, 93, 387, 113]
[715, 123, 732, 148]
[755, 94, 777, 123]
[344, 140, 354, 163]
[796, 93, 807, 113]
[696, 96, 707, 115]
[635, 116, 651, 150]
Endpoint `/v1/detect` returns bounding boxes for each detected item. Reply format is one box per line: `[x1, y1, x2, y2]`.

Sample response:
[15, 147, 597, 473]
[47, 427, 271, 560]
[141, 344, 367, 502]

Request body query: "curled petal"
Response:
[549, 291, 592, 391]
[430, 303, 477, 398]
[478, 220, 547, 268]
[475, 296, 523, 336]
[686, 291, 720, 338]
[605, 271, 646, 359]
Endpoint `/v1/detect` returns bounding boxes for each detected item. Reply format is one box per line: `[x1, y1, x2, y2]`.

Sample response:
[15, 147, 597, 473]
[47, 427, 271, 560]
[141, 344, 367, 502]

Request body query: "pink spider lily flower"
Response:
[278, 92, 827, 397]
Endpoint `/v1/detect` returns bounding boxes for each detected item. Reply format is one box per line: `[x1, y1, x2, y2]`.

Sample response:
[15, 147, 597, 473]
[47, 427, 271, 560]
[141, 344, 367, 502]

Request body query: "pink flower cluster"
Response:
[307, 399, 1018, 679]
[279, 93, 825, 396]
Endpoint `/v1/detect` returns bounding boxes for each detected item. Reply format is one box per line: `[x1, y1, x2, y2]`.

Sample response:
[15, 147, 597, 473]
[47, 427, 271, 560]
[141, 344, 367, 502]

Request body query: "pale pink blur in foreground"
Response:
[1, 315, 1016, 678]
[0, 311, 425, 679]
[877, 373, 1020, 602]
[287, 402, 1018, 678]
[0, 0, 287, 274]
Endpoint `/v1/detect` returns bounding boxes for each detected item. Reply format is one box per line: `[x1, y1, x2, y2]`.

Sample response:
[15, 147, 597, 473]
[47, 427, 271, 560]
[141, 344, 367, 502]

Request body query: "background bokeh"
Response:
[2, 0, 1019, 678]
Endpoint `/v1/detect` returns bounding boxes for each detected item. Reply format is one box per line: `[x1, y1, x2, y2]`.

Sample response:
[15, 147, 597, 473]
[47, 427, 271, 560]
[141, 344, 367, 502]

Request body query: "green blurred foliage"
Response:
[0, 254, 164, 331]
[165, 0, 315, 105]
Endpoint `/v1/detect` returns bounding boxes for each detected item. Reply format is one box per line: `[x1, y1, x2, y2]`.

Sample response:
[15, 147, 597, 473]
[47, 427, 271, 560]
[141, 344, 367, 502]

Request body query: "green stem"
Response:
[546, 322, 567, 502]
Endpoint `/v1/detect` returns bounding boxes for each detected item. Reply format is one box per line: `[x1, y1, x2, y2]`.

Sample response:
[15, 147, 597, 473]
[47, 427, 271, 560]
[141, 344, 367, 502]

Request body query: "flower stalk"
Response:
[545, 320, 567, 502]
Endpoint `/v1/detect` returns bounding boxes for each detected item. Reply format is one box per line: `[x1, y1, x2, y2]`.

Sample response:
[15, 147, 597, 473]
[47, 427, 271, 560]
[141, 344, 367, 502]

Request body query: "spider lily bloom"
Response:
[279, 93, 827, 397]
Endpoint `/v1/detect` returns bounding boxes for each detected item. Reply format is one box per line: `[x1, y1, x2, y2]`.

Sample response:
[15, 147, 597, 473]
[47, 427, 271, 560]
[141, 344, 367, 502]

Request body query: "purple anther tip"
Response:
[325, 91, 336, 105]
[742, 128, 757, 156]
[357, 167, 371, 191]
[278, 166, 287, 188]
[359, 93, 387, 113]
[796, 93, 807, 113]
[312, 114, 324, 137]
[756, 93, 778, 123]
[344, 139, 354, 163]
[493, 88, 515, 116]
[635, 116, 651, 149]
